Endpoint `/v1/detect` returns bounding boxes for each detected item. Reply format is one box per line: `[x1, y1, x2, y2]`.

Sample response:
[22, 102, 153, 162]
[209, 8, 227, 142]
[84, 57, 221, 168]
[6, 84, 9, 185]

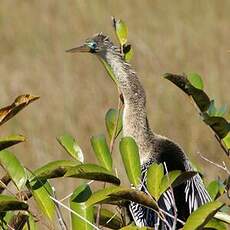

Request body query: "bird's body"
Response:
[67, 33, 211, 229]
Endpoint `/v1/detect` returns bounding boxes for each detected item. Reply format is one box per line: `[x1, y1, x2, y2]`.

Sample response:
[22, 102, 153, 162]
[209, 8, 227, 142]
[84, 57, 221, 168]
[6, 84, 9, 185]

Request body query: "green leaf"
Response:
[207, 179, 225, 200]
[223, 133, 230, 150]
[204, 219, 227, 230]
[57, 134, 84, 162]
[146, 163, 164, 200]
[90, 134, 113, 171]
[207, 180, 219, 200]
[119, 137, 141, 187]
[164, 73, 230, 138]
[160, 170, 181, 196]
[86, 186, 158, 212]
[65, 163, 120, 185]
[109, 189, 159, 212]
[164, 73, 210, 112]
[32, 160, 80, 180]
[105, 108, 123, 140]
[86, 186, 125, 208]
[187, 73, 204, 90]
[100, 59, 118, 85]
[0, 135, 25, 151]
[0, 150, 27, 190]
[202, 113, 230, 138]
[70, 184, 94, 230]
[0, 94, 39, 126]
[113, 18, 128, 46]
[94, 208, 123, 229]
[0, 194, 28, 211]
[183, 201, 224, 230]
[29, 180, 55, 220]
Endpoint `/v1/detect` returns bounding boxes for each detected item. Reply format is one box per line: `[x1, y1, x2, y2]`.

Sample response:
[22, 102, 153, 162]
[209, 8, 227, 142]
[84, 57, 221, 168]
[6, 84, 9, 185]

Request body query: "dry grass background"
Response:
[0, 0, 230, 228]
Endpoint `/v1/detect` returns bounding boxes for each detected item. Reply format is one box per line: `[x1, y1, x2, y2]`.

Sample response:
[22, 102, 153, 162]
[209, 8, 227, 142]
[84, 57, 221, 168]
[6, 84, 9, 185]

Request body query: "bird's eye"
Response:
[88, 41, 97, 50]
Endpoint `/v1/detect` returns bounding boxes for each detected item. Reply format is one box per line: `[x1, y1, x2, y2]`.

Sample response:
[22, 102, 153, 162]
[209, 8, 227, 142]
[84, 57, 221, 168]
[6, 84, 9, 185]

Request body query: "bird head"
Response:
[66, 33, 114, 57]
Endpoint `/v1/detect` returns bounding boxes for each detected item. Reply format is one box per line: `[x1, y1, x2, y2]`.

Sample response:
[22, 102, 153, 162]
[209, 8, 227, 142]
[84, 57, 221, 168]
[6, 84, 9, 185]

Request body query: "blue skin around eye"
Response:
[87, 42, 97, 49]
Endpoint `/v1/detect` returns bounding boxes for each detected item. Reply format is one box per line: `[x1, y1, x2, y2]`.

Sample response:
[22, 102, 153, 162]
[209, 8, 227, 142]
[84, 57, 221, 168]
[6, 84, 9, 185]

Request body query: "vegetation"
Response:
[0, 17, 229, 229]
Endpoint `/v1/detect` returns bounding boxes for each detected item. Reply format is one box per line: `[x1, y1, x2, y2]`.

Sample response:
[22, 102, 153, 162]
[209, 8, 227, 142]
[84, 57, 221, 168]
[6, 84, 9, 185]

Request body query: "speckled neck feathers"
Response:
[101, 47, 158, 164]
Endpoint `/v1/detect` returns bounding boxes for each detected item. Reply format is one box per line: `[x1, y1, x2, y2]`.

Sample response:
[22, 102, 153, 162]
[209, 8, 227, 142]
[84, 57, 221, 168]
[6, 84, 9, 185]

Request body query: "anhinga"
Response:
[67, 33, 211, 229]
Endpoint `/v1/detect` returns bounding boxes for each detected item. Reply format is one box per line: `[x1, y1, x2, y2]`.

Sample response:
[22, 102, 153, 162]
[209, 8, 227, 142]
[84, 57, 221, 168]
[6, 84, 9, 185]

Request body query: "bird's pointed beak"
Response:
[66, 44, 90, 53]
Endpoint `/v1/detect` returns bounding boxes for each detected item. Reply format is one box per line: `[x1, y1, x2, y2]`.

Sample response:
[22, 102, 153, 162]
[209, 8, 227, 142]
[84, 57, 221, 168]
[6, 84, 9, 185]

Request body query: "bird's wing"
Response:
[184, 160, 211, 213]
[129, 159, 211, 228]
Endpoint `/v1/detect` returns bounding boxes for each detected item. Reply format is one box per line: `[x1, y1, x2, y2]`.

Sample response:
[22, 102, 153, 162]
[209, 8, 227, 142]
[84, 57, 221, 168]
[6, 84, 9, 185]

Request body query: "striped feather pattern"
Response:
[129, 160, 211, 229]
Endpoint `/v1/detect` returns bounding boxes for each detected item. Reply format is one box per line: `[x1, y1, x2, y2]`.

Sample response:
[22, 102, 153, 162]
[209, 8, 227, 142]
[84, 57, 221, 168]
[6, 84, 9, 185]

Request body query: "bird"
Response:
[67, 33, 211, 229]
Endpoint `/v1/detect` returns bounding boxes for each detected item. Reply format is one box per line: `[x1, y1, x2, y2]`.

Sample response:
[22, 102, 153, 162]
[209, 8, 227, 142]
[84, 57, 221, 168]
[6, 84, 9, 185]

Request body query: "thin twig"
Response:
[96, 92, 123, 227]
[109, 91, 123, 153]
[52, 187, 68, 230]
[199, 152, 230, 175]
[96, 204, 101, 227]
[50, 196, 100, 230]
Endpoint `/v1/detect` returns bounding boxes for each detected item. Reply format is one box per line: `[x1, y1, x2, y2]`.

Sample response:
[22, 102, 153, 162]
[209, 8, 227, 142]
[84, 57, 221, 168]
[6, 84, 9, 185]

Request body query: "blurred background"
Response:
[0, 0, 229, 228]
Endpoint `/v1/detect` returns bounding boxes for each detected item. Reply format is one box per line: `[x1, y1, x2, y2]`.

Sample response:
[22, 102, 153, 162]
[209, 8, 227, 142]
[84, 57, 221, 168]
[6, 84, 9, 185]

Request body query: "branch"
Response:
[199, 152, 230, 175]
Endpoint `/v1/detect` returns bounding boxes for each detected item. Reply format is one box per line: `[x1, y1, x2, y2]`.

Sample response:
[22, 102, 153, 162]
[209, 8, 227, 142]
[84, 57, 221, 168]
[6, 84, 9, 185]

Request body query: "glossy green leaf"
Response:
[223, 133, 230, 149]
[91, 134, 112, 171]
[0, 194, 28, 211]
[207, 180, 225, 200]
[70, 184, 94, 230]
[202, 113, 230, 138]
[105, 108, 123, 139]
[183, 201, 224, 230]
[164, 73, 210, 112]
[86, 186, 125, 208]
[204, 219, 227, 230]
[86, 186, 158, 212]
[0, 94, 39, 126]
[160, 170, 181, 196]
[207, 181, 218, 200]
[109, 189, 159, 212]
[57, 134, 84, 162]
[94, 208, 123, 229]
[29, 180, 55, 220]
[100, 59, 118, 85]
[0, 150, 27, 190]
[0, 135, 25, 151]
[188, 73, 204, 90]
[32, 160, 80, 180]
[113, 18, 128, 45]
[146, 163, 164, 200]
[65, 163, 120, 185]
[119, 137, 141, 187]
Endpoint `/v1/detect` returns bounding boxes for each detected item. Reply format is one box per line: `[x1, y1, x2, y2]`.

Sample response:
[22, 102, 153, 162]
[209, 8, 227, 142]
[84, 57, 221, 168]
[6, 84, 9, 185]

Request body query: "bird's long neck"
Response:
[104, 50, 156, 164]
